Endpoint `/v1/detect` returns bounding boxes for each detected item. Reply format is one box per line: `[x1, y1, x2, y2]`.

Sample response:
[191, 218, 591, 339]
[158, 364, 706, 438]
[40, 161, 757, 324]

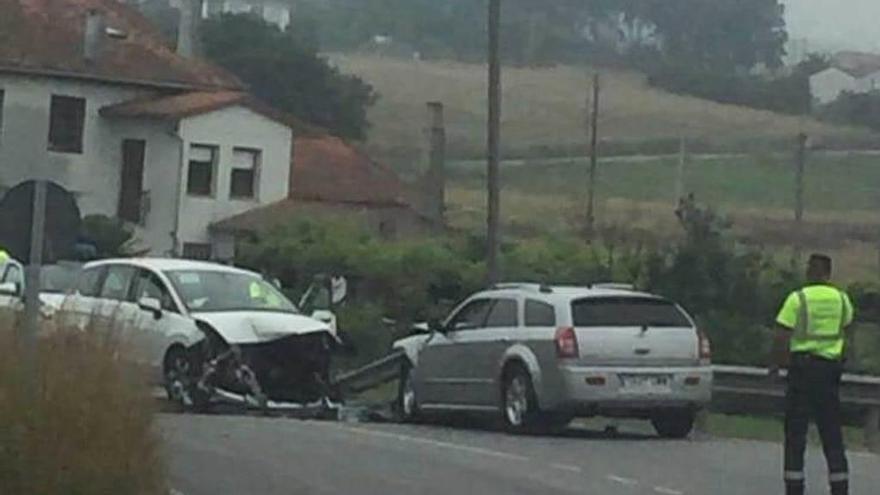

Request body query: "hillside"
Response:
[330, 54, 875, 159]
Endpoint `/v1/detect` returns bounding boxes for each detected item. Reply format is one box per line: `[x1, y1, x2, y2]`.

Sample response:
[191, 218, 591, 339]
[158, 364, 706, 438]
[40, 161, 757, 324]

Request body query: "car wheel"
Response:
[502, 365, 540, 433]
[163, 347, 210, 413]
[651, 409, 696, 439]
[395, 362, 420, 423]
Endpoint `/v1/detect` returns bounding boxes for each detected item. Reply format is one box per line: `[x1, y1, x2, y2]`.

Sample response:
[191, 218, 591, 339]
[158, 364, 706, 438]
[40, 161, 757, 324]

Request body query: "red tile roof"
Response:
[0, 0, 240, 89]
[100, 90, 325, 134]
[212, 136, 433, 233]
[832, 51, 880, 79]
[101, 90, 248, 118]
[290, 136, 412, 207]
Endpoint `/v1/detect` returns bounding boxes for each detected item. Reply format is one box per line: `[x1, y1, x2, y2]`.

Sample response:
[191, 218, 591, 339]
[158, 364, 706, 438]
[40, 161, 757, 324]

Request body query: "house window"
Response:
[48, 95, 86, 153]
[187, 144, 217, 197]
[182, 243, 212, 261]
[230, 148, 260, 199]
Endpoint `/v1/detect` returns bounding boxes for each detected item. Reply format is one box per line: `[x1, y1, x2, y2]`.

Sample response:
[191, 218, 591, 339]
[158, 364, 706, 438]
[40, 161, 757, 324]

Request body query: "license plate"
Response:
[620, 374, 672, 394]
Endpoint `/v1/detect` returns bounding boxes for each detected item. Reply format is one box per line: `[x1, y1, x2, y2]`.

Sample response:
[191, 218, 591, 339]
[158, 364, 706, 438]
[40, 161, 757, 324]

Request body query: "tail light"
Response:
[697, 330, 711, 362]
[555, 326, 579, 359]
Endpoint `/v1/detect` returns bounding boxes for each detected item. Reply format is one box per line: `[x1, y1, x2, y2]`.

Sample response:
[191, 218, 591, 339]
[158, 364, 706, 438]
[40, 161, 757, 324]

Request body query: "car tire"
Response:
[394, 362, 420, 423]
[501, 365, 540, 433]
[651, 409, 696, 439]
[163, 347, 211, 413]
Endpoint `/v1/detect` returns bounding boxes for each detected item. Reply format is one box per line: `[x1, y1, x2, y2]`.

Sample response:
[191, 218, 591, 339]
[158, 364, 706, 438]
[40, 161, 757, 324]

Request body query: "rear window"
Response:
[525, 300, 556, 327]
[571, 297, 691, 328]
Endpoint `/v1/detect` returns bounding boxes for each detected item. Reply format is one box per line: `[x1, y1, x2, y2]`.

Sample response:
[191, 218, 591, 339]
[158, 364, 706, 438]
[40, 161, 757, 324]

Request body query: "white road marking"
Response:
[607, 474, 639, 486]
[653, 487, 684, 495]
[549, 462, 583, 473]
[169, 489, 185, 495]
[338, 425, 531, 462]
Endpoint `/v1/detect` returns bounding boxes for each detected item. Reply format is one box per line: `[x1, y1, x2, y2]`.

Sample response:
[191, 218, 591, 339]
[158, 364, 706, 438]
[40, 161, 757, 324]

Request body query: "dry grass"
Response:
[331, 54, 871, 156]
[0, 311, 166, 495]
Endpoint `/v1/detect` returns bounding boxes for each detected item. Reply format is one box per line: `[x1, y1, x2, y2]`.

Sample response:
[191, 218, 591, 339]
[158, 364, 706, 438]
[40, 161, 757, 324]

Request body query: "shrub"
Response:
[0, 312, 166, 494]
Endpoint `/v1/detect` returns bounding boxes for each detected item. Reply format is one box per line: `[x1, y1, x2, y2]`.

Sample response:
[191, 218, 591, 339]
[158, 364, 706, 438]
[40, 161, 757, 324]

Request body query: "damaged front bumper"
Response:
[169, 332, 341, 413]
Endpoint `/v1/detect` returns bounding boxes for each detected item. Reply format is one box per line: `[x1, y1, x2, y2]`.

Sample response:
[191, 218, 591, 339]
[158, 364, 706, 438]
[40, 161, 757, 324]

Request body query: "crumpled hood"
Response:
[193, 311, 335, 345]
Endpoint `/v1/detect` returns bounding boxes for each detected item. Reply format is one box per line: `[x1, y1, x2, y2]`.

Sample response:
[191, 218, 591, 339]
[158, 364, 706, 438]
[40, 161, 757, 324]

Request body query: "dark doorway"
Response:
[118, 139, 145, 223]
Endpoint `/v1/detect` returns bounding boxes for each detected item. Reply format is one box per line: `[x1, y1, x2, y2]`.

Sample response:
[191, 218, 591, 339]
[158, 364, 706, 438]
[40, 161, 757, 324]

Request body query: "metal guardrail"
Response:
[331, 350, 408, 395]
[712, 365, 880, 451]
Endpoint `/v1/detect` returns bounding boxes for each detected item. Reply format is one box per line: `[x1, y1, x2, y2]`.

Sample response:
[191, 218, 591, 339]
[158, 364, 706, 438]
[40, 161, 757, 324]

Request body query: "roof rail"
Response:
[491, 282, 554, 293]
[589, 282, 636, 291]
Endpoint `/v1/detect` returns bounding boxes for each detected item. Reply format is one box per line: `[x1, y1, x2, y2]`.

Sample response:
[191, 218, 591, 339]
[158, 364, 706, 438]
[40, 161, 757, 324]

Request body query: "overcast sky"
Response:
[785, 0, 880, 53]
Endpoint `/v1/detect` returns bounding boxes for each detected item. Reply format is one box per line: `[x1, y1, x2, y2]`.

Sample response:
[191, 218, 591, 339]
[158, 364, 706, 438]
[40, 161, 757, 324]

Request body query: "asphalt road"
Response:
[160, 413, 880, 495]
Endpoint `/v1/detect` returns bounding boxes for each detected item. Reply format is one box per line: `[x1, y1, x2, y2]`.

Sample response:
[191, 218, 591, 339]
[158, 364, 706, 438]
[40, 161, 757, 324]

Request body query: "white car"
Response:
[392, 283, 712, 437]
[60, 258, 340, 409]
[0, 258, 80, 316]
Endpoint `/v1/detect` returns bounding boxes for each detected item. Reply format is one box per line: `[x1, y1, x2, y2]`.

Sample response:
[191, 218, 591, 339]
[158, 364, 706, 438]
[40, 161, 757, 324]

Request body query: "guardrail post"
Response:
[865, 406, 880, 453]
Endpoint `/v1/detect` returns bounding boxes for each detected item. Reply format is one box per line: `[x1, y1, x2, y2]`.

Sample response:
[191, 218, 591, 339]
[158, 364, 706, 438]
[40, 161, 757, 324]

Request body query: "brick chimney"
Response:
[176, 0, 202, 57]
[83, 9, 106, 62]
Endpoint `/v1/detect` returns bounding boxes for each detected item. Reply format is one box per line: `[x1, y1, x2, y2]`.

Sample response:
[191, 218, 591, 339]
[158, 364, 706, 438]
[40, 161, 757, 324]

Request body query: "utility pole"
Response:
[794, 133, 807, 264]
[425, 102, 447, 224]
[486, 0, 502, 285]
[23, 180, 47, 375]
[585, 72, 600, 239]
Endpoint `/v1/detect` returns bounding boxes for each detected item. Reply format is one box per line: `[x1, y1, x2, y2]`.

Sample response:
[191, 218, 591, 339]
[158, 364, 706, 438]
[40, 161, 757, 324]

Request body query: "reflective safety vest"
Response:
[249, 280, 282, 308]
[0, 249, 9, 264]
[776, 285, 854, 360]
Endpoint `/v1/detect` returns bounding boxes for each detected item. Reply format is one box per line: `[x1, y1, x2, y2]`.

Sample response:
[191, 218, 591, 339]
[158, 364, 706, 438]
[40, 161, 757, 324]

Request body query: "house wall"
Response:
[201, 0, 292, 30]
[858, 70, 880, 92]
[177, 105, 292, 257]
[810, 68, 859, 104]
[0, 73, 183, 253]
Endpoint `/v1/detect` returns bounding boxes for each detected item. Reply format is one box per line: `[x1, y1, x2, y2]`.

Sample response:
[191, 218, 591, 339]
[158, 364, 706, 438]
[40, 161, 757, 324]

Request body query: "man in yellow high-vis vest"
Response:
[771, 254, 854, 495]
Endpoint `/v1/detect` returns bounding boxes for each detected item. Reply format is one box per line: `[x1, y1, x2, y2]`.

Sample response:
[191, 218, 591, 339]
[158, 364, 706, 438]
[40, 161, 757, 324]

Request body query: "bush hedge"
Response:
[238, 198, 880, 372]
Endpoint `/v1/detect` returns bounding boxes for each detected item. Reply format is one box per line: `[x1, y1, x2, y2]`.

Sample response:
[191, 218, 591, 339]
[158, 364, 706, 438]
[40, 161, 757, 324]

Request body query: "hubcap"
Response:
[165, 355, 191, 403]
[505, 376, 529, 426]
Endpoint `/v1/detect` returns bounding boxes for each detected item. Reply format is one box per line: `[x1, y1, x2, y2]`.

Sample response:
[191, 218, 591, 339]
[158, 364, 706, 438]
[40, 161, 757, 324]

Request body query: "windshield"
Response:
[164, 270, 298, 314]
[572, 297, 691, 328]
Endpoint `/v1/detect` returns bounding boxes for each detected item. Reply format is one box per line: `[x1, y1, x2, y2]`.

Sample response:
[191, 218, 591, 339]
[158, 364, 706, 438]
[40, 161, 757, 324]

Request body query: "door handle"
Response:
[634, 348, 651, 355]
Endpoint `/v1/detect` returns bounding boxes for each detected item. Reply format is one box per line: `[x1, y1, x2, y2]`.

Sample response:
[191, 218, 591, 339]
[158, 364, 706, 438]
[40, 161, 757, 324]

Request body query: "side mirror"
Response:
[138, 297, 163, 320]
[311, 309, 337, 330]
[0, 281, 21, 298]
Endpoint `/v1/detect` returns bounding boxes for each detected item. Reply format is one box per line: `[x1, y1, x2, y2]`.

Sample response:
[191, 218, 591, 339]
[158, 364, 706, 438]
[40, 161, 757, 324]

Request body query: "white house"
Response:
[202, 0, 293, 30]
[809, 52, 880, 104]
[0, 0, 296, 261]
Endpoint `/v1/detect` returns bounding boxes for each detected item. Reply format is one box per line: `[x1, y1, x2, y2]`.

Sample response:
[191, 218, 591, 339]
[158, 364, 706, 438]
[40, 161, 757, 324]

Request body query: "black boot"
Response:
[785, 481, 805, 495]
[830, 480, 848, 495]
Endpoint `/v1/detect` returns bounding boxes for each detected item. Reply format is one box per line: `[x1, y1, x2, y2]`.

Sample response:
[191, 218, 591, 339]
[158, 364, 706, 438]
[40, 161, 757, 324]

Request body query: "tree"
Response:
[201, 14, 378, 140]
[80, 215, 137, 258]
[637, 0, 787, 73]
[820, 91, 880, 131]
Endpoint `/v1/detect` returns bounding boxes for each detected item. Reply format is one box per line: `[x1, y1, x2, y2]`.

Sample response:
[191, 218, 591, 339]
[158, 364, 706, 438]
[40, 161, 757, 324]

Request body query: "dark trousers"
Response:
[784, 354, 849, 495]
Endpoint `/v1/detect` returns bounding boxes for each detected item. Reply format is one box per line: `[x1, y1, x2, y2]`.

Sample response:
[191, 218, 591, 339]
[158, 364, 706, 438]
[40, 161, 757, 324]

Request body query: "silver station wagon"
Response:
[392, 283, 712, 437]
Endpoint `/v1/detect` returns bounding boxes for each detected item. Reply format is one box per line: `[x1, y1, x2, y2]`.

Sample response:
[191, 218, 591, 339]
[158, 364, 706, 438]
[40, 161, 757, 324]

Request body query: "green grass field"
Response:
[449, 152, 880, 214]
[445, 151, 880, 281]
